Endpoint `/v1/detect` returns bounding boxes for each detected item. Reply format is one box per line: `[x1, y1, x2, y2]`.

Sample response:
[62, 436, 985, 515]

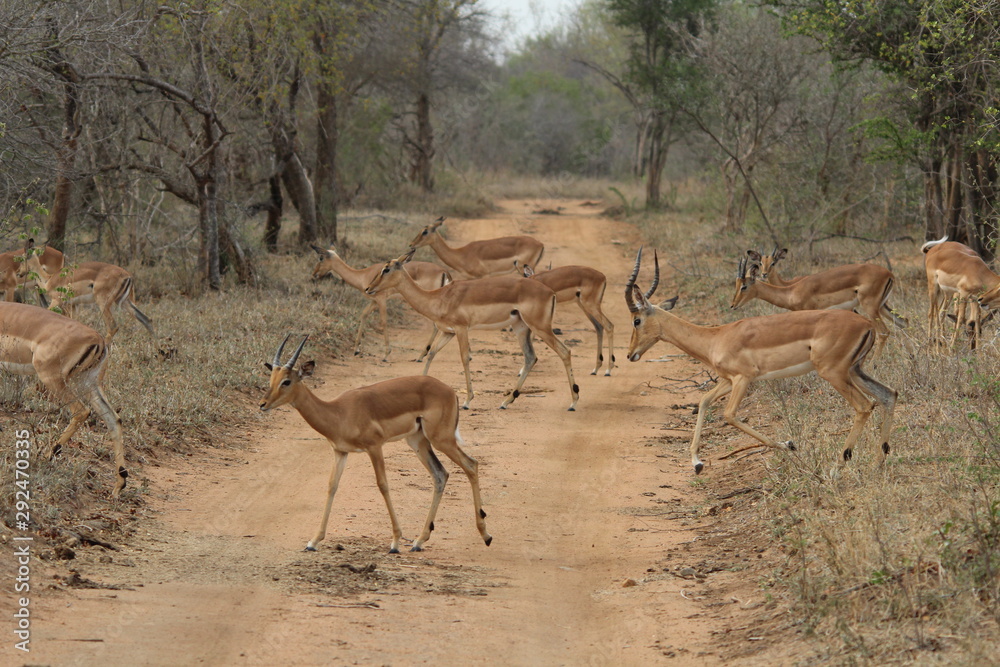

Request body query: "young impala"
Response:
[0, 301, 127, 496]
[922, 236, 999, 348]
[259, 335, 492, 553]
[731, 255, 900, 356]
[408, 216, 544, 278]
[627, 248, 896, 475]
[523, 263, 615, 376]
[310, 245, 450, 361]
[366, 251, 579, 411]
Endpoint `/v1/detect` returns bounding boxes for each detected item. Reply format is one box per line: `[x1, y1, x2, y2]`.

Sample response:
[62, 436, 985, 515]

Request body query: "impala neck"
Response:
[652, 310, 721, 365]
[326, 254, 371, 291]
[285, 381, 342, 438]
[388, 270, 446, 321]
[427, 233, 468, 269]
[747, 280, 797, 309]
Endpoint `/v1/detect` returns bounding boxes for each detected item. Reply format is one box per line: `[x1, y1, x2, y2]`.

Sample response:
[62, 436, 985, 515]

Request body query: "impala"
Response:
[626, 248, 896, 474]
[0, 239, 64, 302]
[922, 236, 1000, 347]
[522, 263, 615, 376]
[0, 301, 127, 496]
[408, 216, 544, 278]
[747, 247, 799, 286]
[731, 256, 900, 355]
[366, 252, 579, 410]
[260, 335, 492, 553]
[310, 245, 451, 361]
[28, 249, 154, 343]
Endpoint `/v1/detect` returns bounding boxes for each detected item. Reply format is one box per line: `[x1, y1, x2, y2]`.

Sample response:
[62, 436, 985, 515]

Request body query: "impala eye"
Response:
[382, 267, 390, 274]
[422, 230, 428, 236]
[633, 318, 641, 327]
[740, 285, 747, 291]
[280, 379, 292, 387]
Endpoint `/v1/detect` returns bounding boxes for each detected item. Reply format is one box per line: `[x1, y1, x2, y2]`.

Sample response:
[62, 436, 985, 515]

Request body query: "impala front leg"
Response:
[307, 449, 349, 551]
[690, 379, 732, 474]
[456, 331, 475, 409]
[353, 300, 379, 356]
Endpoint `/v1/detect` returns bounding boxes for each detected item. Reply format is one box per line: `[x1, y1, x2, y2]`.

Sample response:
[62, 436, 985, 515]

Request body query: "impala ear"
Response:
[298, 360, 316, 377]
[659, 295, 679, 311]
[310, 244, 327, 256]
[774, 248, 788, 260]
[748, 263, 760, 281]
[746, 250, 762, 262]
[431, 217, 445, 229]
[402, 248, 417, 263]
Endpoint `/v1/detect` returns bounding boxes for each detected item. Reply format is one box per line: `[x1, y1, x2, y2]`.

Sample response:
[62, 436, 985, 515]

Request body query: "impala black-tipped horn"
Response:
[285, 335, 309, 369]
[273, 333, 291, 368]
[645, 250, 660, 300]
[770, 244, 780, 259]
[737, 256, 747, 279]
[625, 246, 643, 313]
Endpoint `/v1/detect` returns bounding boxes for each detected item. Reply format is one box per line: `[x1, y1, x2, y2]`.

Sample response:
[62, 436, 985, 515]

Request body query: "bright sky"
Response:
[481, 0, 582, 49]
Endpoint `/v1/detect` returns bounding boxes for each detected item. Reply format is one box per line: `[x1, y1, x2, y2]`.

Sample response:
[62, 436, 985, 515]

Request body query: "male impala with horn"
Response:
[408, 216, 544, 278]
[260, 335, 492, 553]
[626, 248, 896, 475]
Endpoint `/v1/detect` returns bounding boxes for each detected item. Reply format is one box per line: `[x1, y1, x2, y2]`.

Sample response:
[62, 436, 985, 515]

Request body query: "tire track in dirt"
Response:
[23, 200, 777, 665]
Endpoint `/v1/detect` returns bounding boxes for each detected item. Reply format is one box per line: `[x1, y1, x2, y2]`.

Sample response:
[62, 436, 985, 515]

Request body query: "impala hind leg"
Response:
[427, 423, 492, 547]
[83, 386, 127, 498]
[307, 449, 349, 551]
[406, 429, 449, 552]
[518, 318, 579, 411]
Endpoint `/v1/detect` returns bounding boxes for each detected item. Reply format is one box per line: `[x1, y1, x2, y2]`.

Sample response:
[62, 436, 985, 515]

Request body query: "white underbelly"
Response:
[827, 298, 859, 311]
[757, 360, 815, 381]
[0, 361, 36, 375]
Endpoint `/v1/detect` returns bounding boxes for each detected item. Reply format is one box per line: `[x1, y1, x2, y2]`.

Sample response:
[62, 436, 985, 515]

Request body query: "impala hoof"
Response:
[410, 545, 424, 552]
[694, 462, 704, 475]
[484, 535, 493, 547]
[784, 440, 796, 451]
[304, 545, 317, 552]
[389, 547, 400, 554]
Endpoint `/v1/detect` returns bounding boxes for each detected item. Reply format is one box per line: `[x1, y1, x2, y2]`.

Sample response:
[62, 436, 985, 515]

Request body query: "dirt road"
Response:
[19, 201, 788, 666]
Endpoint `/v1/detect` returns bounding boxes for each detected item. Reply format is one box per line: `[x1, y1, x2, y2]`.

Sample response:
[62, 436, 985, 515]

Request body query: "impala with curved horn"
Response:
[0, 301, 127, 496]
[366, 252, 579, 410]
[408, 216, 544, 278]
[731, 254, 901, 356]
[626, 248, 896, 474]
[260, 335, 492, 553]
[523, 263, 615, 375]
[0, 239, 63, 302]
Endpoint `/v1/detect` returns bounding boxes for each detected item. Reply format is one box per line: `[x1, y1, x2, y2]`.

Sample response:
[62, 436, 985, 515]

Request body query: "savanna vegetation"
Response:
[1, 0, 998, 662]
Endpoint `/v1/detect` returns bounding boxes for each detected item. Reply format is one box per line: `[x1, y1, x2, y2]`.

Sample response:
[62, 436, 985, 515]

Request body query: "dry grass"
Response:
[633, 202, 1000, 663]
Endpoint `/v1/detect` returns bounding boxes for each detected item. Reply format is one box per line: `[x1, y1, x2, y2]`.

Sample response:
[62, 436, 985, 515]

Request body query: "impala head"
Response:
[979, 283, 1000, 313]
[758, 246, 787, 282]
[625, 247, 678, 362]
[309, 244, 339, 281]
[731, 256, 761, 309]
[260, 334, 315, 411]
[20, 238, 64, 280]
[408, 216, 446, 250]
[364, 250, 415, 295]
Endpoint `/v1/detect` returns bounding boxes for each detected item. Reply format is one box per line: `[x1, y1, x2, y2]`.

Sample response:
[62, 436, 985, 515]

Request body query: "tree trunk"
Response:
[923, 156, 945, 240]
[272, 124, 317, 247]
[263, 173, 283, 253]
[47, 62, 81, 251]
[314, 84, 340, 244]
[644, 115, 667, 209]
[199, 175, 221, 290]
[411, 91, 435, 193]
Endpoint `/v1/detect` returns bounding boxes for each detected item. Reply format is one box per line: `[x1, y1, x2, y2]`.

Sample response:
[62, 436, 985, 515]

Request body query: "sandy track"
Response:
[18, 200, 785, 666]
